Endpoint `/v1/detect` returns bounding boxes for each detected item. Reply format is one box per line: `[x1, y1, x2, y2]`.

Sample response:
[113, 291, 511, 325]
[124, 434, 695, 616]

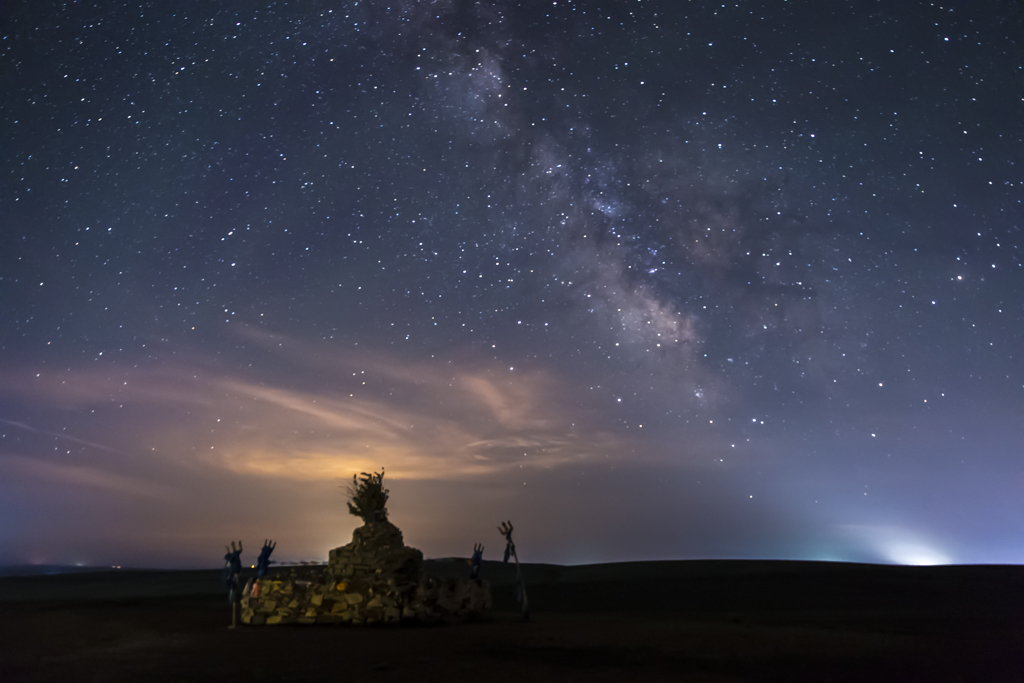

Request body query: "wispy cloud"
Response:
[0, 335, 626, 483]
[0, 418, 127, 455]
[0, 453, 173, 499]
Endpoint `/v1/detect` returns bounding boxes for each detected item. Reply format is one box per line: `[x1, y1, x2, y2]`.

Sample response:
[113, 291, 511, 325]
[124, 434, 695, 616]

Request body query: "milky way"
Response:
[2, 1, 1023, 568]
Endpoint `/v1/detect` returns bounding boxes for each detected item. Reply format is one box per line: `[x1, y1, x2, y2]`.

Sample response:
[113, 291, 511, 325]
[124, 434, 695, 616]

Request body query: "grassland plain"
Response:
[1, 559, 1022, 682]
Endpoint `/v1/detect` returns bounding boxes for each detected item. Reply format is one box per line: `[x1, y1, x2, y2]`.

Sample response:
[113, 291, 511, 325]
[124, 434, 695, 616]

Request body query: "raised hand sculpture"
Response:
[470, 542, 484, 580]
[498, 521, 529, 620]
[223, 540, 243, 628]
[256, 539, 276, 578]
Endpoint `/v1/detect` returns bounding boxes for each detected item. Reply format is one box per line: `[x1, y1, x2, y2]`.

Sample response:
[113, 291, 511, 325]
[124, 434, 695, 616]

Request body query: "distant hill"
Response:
[2, 558, 1022, 615]
[0, 565, 122, 578]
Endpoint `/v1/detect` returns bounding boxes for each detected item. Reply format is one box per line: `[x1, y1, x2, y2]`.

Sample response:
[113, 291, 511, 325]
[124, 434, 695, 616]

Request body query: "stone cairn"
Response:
[241, 470, 490, 626]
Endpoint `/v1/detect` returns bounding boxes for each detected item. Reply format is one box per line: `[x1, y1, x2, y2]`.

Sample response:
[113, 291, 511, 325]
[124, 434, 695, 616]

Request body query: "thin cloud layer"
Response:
[0, 337, 626, 487]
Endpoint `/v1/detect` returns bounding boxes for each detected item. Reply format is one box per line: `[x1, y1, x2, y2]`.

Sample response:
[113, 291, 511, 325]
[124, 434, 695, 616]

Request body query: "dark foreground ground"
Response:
[1, 559, 1022, 682]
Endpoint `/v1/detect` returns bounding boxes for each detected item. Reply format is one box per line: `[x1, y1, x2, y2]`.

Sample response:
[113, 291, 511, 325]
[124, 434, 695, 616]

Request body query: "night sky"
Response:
[2, 1, 1023, 569]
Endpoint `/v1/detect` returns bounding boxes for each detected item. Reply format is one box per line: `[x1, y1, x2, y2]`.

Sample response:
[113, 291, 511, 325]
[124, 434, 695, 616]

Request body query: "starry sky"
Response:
[2, 1, 1023, 569]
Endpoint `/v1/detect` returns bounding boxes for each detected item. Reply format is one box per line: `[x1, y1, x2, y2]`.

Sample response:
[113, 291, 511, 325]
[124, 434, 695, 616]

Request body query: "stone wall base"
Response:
[241, 574, 491, 626]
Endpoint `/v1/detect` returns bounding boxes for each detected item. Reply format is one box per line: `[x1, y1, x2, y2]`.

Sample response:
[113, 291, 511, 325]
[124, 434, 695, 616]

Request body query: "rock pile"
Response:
[328, 520, 422, 587]
[240, 519, 491, 626]
[240, 574, 407, 626]
[241, 469, 490, 626]
[240, 572, 491, 626]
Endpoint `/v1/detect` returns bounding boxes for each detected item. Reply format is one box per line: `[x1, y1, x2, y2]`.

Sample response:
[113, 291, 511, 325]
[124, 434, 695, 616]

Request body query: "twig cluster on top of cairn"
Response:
[346, 469, 389, 523]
